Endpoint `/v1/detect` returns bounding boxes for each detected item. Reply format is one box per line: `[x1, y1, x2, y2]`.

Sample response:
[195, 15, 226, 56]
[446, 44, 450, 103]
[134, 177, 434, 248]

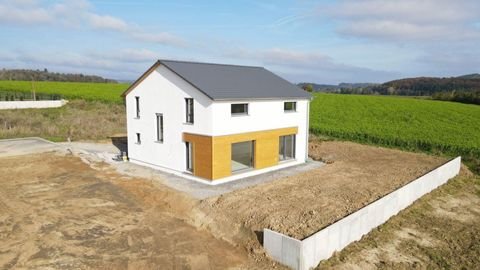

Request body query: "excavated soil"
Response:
[0, 140, 450, 270]
[196, 140, 447, 244]
[0, 153, 247, 269]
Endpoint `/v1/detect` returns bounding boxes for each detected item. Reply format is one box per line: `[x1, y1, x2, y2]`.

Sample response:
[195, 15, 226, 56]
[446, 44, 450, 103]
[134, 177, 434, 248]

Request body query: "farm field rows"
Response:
[310, 93, 480, 171]
[0, 80, 129, 103]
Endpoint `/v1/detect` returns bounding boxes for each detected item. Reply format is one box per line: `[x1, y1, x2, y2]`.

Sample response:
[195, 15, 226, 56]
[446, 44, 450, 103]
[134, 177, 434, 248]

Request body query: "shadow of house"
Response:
[110, 134, 128, 154]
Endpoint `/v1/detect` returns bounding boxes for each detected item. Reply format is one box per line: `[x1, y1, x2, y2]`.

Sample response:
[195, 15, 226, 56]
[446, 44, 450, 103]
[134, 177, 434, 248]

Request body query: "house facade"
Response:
[123, 60, 311, 184]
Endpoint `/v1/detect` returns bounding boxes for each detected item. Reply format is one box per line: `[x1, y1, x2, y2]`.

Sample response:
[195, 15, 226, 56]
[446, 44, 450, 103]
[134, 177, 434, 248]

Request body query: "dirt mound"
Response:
[0, 153, 247, 269]
[196, 140, 446, 242]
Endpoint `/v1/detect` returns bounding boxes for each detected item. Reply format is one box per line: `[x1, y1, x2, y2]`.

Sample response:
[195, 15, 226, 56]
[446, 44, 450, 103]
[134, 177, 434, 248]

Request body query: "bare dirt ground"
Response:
[317, 174, 480, 269]
[0, 153, 247, 269]
[0, 139, 462, 270]
[196, 140, 447, 242]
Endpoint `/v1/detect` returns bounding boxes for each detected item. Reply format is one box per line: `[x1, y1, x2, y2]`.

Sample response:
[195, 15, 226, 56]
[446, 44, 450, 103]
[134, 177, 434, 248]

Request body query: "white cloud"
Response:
[89, 48, 159, 63]
[2, 48, 160, 79]
[325, 0, 480, 41]
[132, 32, 187, 47]
[87, 13, 129, 32]
[225, 47, 399, 83]
[0, 0, 185, 47]
[0, 0, 52, 24]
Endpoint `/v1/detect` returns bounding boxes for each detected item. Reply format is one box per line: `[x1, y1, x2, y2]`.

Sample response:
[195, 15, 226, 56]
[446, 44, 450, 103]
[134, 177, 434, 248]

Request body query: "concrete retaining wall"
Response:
[264, 157, 461, 270]
[0, 100, 68, 110]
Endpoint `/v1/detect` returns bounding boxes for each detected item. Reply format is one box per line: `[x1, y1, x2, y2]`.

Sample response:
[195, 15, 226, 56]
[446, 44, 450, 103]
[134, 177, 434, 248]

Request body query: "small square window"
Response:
[231, 103, 248, 115]
[284, 102, 296, 112]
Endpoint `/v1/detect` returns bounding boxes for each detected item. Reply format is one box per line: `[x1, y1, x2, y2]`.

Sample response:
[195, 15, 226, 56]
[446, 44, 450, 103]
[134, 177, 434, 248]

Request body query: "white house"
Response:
[122, 60, 312, 184]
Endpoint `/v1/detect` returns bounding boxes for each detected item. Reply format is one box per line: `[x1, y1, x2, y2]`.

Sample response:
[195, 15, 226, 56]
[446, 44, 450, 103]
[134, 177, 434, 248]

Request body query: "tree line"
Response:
[0, 68, 117, 83]
[300, 75, 480, 105]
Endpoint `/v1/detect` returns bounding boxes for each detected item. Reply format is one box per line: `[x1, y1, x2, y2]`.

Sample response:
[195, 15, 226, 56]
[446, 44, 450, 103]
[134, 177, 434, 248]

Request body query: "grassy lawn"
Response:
[0, 100, 125, 141]
[310, 93, 480, 173]
[0, 80, 129, 103]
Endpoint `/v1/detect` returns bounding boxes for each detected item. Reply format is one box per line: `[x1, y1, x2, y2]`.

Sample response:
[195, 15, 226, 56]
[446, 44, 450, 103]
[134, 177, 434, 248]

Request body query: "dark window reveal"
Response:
[231, 103, 248, 115]
[284, 102, 296, 112]
[156, 113, 163, 142]
[185, 98, 194, 124]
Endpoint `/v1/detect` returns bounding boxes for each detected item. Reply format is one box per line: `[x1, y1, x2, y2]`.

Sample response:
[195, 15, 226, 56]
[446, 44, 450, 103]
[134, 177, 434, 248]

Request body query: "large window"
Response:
[135, 96, 140, 118]
[156, 113, 163, 142]
[284, 102, 296, 112]
[279, 135, 295, 161]
[185, 98, 194, 124]
[231, 141, 254, 172]
[231, 103, 248, 116]
[186, 142, 193, 172]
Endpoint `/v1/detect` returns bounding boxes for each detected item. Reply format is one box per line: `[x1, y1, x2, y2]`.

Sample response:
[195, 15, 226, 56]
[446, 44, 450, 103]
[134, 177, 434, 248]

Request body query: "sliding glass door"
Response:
[279, 135, 295, 161]
[231, 141, 254, 172]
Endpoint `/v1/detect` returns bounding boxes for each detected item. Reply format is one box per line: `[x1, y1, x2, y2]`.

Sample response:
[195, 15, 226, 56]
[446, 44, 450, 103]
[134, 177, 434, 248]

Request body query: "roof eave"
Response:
[211, 96, 312, 102]
[121, 60, 161, 97]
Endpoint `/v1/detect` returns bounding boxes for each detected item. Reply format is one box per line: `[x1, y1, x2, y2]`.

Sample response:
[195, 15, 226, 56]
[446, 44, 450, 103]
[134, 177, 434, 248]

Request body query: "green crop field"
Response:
[0, 80, 129, 103]
[310, 93, 480, 172]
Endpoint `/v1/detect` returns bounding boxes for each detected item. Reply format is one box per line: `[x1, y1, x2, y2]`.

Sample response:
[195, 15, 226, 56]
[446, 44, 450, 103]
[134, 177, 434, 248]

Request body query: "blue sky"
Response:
[1, 0, 479, 84]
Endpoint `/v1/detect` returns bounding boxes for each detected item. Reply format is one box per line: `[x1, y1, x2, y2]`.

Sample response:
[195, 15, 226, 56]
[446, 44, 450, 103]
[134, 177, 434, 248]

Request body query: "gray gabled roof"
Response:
[157, 59, 311, 100]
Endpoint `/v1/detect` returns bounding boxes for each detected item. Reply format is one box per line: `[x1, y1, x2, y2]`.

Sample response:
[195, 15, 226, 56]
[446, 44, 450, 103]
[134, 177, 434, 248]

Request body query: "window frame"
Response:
[185, 98, 194, 124]
[135, 96, 140, 118]
[155, 113, 164, 143]
[231, 103, 249, 116]
[284, 101, 297, 112]
[279, 134, 295, 161]
[186, 142, 193, 172]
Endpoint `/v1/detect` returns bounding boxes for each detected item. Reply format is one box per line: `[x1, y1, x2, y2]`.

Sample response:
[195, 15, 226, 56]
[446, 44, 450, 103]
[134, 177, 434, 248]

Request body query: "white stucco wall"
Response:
[211, 100, 309, 161]
[126, 65, 213, 173]
[126, 64, 310, 176]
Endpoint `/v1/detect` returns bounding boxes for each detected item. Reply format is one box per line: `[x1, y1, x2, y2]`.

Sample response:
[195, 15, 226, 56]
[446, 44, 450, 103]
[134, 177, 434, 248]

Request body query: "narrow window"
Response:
[156, 113, 163, 142]
[186, 142, 193, 172]
[185, 98, 194, 124]
[284, 102, 296, 112]
[279, 135, 295, 161]
[135, 96, 140, 118]
[136, 133, 141, 144]
[231, 103, 248, 116]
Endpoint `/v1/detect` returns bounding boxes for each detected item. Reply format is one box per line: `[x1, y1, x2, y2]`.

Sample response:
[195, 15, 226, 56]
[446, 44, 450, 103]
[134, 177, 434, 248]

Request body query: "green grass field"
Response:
[0, 80, 129, 103]
[310, 93, 480, 171]
[1, 81, 478, 171]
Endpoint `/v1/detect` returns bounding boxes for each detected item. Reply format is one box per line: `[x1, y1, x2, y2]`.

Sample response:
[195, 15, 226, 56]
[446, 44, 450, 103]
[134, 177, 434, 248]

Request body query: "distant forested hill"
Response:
[0, 68, 117, 83]
[299, 73, 480, 105]
[371, 75, 480, 96]
[297, 82, 378, 92]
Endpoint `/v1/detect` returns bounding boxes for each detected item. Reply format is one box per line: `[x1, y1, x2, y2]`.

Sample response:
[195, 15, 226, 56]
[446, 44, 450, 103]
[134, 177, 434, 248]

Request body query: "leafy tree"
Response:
[302, 84, 314, 92]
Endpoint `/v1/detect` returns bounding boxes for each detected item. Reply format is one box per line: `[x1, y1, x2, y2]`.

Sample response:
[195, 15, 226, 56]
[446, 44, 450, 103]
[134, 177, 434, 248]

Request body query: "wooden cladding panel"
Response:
[184, 127, 298, 181]
[211, 127, 297, 180]
[183, 133, 213, 179]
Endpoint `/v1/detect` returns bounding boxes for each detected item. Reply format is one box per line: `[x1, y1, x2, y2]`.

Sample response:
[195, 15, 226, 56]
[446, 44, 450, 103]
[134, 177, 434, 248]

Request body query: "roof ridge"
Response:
[159, 59, 263, 69]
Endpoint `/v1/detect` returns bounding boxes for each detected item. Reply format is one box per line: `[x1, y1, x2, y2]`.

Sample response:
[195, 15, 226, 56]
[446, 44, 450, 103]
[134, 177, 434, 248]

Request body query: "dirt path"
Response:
[0, 153, 247, 269]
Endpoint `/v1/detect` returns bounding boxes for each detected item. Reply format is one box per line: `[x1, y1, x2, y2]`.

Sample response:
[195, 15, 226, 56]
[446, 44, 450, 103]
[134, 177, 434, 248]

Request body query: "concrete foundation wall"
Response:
[264, 157, 461, 270]
[0, 100, 67, 110]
